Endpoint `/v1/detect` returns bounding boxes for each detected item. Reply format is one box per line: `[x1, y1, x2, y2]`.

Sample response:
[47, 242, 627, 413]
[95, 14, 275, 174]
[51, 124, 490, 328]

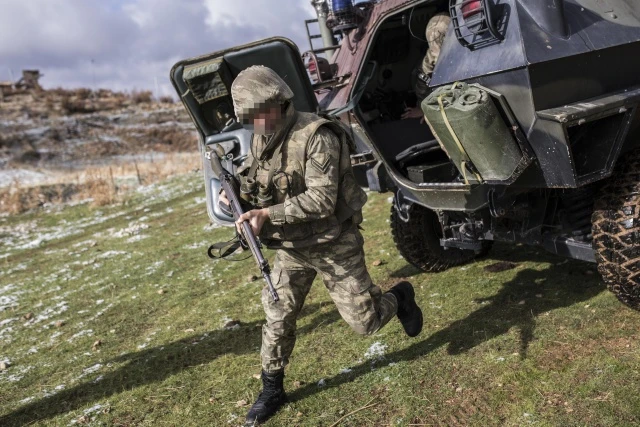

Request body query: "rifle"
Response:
[205, 146, 279, 302]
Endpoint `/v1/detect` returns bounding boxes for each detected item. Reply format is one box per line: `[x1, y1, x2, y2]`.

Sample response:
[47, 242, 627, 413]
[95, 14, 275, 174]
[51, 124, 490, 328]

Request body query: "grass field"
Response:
[1, 171, 639, 426]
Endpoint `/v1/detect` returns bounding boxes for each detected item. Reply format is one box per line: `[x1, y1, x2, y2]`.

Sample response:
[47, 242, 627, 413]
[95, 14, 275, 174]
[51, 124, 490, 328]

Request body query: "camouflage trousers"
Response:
[261, 224, 398, 373]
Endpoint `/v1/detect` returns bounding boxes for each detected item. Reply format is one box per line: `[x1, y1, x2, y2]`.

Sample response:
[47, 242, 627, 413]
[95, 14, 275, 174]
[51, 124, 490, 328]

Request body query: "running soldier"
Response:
[223, 66, 424, 425]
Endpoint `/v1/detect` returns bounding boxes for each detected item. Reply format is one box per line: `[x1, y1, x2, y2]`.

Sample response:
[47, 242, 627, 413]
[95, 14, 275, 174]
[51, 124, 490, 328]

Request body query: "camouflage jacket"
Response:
[421, 12, 451, 75]
[241, 111, 367, 249]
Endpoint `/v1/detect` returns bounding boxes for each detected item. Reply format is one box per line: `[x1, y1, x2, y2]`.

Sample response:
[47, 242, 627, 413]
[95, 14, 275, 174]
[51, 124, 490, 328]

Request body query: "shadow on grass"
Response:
[0, 303, 341, 426]
[287, 260, 605, 403]
[388, 242, 594, 279]
[3, 249, 605, 425]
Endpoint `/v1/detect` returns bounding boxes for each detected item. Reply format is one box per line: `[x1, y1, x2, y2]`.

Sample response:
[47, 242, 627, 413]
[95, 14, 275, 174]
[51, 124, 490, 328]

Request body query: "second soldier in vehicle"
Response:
[402, 11, 452, 120]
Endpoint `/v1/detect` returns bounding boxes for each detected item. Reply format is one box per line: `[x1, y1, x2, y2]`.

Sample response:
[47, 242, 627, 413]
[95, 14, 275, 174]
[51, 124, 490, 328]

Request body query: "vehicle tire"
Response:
[390, 201, 492, 273]
[592, 148, 640, 310]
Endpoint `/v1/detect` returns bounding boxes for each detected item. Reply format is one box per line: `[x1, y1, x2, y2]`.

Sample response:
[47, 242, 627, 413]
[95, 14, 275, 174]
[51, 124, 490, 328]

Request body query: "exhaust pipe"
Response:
[311, 0, 337, 58]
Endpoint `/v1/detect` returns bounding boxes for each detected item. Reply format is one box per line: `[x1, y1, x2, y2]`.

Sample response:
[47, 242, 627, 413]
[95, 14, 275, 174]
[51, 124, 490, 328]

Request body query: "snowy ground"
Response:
[1, 172, 639, 426]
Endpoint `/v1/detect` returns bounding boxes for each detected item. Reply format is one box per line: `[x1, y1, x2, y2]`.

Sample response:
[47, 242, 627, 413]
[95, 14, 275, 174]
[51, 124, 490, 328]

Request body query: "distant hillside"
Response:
[0, 87, 201, 213]
[0, 88, 197, 173]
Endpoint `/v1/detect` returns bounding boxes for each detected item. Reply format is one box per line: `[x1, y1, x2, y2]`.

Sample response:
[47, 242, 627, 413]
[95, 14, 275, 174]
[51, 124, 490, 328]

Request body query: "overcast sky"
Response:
[0, 0, 319, 97]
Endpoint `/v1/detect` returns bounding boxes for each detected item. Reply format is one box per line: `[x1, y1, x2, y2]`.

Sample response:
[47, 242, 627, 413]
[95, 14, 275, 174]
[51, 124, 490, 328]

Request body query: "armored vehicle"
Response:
[170, 0, 640, 310]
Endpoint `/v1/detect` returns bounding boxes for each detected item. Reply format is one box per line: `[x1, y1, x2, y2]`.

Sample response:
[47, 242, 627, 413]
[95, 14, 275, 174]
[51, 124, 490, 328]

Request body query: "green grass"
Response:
[1, 172, 639, 426]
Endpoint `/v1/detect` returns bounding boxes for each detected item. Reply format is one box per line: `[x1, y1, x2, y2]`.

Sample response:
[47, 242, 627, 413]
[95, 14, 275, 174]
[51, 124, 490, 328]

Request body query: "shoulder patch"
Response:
[310, 153, 331, 173]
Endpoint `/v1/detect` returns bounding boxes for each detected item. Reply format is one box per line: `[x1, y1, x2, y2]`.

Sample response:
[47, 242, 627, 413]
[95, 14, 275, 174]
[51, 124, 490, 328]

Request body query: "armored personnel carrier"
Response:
[170, 0, 640, 310]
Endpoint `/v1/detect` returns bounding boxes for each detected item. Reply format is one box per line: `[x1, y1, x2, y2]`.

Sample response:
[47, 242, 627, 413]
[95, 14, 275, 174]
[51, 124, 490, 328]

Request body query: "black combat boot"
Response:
[244, 370, 287, 426]
[388, 281, 423, 337]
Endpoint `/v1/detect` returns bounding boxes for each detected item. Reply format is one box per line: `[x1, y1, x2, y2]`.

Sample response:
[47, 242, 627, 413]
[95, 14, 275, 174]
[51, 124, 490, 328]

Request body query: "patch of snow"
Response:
[0, 294, 19, 311]
[126, 234, 149, 243]
[69, 403, 108, 425]
[364, 342, 387, 360]
[113, 222, 149, 238]
[49, 331, 63, 342]
[79, 363, 103, 377]
[145, 260, 164, 275]
[96, 250, 128, 259]
[68, 329, 94, 342]
[4, 374, 24, 382]
[203, 223, 220, 231]
[0, 169, 49, 188]
[1, 365, 33, 383]
[183, 241, 209, 250]
[28, 301, 69, 325]
[72, 240, 97, 248]
[87, 303, 113, 323]
[0, 326, 14, 340]
[0, 318, 17, 327]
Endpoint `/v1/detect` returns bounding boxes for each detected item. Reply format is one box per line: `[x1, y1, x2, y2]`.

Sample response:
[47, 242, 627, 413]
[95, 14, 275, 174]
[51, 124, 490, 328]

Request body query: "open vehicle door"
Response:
[170, 37, 318, 226]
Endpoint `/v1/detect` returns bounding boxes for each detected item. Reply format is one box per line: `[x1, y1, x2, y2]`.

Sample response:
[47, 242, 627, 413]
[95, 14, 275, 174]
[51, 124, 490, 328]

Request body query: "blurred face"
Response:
[240, 104, 284, 135]
[252, 105, 283, 135]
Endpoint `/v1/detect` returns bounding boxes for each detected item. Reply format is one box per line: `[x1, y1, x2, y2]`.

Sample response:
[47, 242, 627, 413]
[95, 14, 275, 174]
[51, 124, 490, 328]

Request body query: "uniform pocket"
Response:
[341, 171, 368, 211]
[322, 228, 372, 295]
[334, 172, 368, 224]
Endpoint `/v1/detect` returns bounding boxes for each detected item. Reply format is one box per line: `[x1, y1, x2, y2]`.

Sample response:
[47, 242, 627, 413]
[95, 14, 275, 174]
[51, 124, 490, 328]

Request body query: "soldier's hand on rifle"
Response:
[236, 208, 270, 236]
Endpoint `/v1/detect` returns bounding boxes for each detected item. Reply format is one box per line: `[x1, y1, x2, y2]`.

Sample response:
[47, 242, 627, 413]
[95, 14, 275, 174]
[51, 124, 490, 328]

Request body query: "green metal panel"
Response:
[422, 83, 523, 183]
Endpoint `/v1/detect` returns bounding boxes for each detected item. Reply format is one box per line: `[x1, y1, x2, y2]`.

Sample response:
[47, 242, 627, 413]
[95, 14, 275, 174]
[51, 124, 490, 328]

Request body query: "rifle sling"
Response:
[207, 238, 244, 260]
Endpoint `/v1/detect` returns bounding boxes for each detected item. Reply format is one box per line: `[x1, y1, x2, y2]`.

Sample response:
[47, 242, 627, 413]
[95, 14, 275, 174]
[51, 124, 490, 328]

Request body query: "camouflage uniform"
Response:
[422, 12, 451, 75]
[231, 66, 398, 373]
[415, 12, 452, 100]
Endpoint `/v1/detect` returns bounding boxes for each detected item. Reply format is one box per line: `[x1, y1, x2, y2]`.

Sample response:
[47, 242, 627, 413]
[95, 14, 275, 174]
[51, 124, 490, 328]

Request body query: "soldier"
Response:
[401, 12, 452, 120]
[224, 65, 424, 426]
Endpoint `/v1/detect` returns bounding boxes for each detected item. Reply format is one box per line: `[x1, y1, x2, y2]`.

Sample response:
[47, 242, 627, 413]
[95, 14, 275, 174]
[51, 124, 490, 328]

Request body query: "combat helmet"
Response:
[230, 66, 294, 122]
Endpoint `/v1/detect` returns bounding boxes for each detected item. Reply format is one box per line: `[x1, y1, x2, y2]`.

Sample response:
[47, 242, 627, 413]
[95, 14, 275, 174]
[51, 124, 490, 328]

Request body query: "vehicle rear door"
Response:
[170, 37, 318, 226]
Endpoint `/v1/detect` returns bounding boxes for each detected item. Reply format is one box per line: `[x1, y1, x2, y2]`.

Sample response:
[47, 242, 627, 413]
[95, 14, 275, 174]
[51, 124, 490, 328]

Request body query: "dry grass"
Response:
[60, 96, 98, 115]
[0, 180, 80, 214]
[131, 90, 153, 104]
[0, 152, 201, 214]
[31, 88, 161, 116]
